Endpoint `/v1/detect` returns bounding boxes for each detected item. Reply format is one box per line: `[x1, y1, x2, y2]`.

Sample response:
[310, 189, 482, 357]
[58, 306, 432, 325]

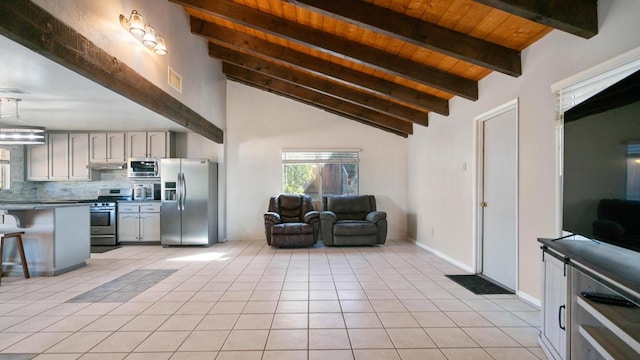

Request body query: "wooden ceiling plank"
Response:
[288, 0, 522, 76]
[474, 0, 597, 39]
[208, 44, 429, 126]
[192, 17, 449, 115]
[173, 0, 478, 100]
[223, 62, 413, 135]
[0, 0, 223, 143]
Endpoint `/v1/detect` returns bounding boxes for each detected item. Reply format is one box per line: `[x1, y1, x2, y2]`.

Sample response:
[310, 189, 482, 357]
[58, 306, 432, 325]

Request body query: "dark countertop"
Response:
[539, 237, 640, 298]
[0, 201, 91, 210]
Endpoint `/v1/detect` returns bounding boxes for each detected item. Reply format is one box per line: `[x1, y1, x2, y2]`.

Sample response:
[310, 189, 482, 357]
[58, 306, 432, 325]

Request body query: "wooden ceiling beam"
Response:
[222, 63, 413, 136]
[191, 17, 449, 115]
[209, 43, 429, 127]
[174, 0, 478, 100]
[0, 0, 223, 143]
[474, 0, 597, 39]
[288, 0, 521, 77]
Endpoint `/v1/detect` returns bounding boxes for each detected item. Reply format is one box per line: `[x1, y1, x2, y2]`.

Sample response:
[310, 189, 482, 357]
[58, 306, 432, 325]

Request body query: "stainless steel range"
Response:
[90, 187, 132, 246]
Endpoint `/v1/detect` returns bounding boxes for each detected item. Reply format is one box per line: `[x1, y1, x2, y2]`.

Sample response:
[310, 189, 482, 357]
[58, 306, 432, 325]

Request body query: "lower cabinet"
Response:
[540, 251, 569, 360]
[118, 203, 160, 242]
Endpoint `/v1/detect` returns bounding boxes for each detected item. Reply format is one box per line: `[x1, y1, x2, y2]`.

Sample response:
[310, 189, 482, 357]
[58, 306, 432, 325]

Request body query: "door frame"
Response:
[473, 98, 519, 291]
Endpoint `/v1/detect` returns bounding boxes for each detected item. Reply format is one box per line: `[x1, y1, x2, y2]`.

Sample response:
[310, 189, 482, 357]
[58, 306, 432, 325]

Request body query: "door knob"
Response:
[480, 202, 488, 208]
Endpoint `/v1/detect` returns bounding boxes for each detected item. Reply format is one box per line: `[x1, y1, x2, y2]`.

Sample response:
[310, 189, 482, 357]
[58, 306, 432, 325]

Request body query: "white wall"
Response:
[407, 0, 640, 302]
[226, 82, 408, 241]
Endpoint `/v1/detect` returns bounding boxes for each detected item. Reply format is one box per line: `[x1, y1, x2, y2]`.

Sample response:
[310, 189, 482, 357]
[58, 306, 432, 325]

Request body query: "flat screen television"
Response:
[562, 68, 640, 251]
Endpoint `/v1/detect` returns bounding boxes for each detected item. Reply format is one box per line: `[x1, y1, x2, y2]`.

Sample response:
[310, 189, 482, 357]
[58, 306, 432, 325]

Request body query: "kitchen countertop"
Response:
[117, 200, 161, 203]
[0, 201, 91, 210]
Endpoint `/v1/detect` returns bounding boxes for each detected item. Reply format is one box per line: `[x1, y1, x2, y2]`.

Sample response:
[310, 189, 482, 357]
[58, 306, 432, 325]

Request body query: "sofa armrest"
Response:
[264, 212, 281, 225]
[304, 211, 320, 224]
[366, 211, 387, 223]
[320, 211, 337, 246]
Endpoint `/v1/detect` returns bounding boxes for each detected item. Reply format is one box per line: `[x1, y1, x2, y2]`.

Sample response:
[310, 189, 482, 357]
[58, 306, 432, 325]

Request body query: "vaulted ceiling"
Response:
[172, 0, 597, 137]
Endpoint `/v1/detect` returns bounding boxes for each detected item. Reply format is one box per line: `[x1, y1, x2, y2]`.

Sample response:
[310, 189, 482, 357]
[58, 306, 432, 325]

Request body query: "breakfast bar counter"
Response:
[0, 202, 90, 276]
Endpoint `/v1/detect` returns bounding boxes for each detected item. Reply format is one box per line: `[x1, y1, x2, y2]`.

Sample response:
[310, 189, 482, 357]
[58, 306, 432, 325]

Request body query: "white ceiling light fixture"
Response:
[119, 10, 168, 56]
[0, 98, 46, 145]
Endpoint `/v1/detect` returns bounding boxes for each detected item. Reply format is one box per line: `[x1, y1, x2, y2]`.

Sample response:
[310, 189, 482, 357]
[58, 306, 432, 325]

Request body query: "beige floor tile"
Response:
[78, 354, 126, 360]
[460, 299, 504, 311]
[423, 328, 479, 348]
[478, 311, 530, 327]
[271, 313, 308, 329]
[210, 301, 247, 314]
[343, 312, 382, 328]
[234, 313, 273, 329]
[250, 291, 281, 301]
[445, 312, 494, 327]
[178, 330, 229, 351]
[310, 300, 342, 313]
[134, 331, 191, 352]
[175, 301, 215, 314]
[157, 314, 204, 331]
[396, 349, 446, 360]
[280, 290, 309, 301]
[89, 331, 150, 352]
[527, 346, 546, 359]
[123, 352, 173, 360]
[348, 329, 393, 349]
[386, 328, 436, 348]
[196, 314, 239, 330]
[222, 329, 269, 350]
[337, 290, 368, 300]
[282, 283, 308, 291]
[463, 327, 521, 347]
[484, 347, 541, 360]
[439, 348, 493, 360]
[340, 300, 374, 313]
[220, 291, 253, 301]
[392, 290, 426, 300]
[310, 290, 339, 300]
[490, 299, 538, 312]
[190, 291, 224, 302]
[215, 350, 263, 360]
[243, 300, 278, 314]
[169, 351, 219, 360]
[431, 299, 472, 312]
[309, 313, 345, 328]
[263, 350, 308, 360]
[266, 329, 308, 350]
[309, 349, 355, 360]
[160, 291, 197, 302]
[142, 301, 184, 315]
[108, 302, 152, 315]
[366, 290, 397, 300]
[309, 329, 351, 349]
[32, 355, 81, 360]
[513, 311, 542, 327]
[43, 315, 100, 332]
[335, 282, 362, 290]
[499, 326, 540, 346]
[45, 331, 111, 353]
[353, 349, 400, 360]
[2, 332, 70, 353]
[370, 300, 406, 312]
[81, 315, 135, 332]
[412, 312, 457, 327]
[119, 314, 170, 331]
[361, 282, 389, 290]
[309, 281, 335, 290]
[277, 301, 309, 313]
[377, 312, 419, 328]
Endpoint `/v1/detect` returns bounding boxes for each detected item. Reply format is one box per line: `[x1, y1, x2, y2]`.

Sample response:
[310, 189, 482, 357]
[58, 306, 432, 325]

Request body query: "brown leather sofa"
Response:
[320, 195, 387, 246]
[264, 194, 320, 247]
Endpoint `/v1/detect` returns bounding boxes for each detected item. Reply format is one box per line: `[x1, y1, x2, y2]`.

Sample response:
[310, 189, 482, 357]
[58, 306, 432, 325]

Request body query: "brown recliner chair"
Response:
[264, 194, 320, 247]
[320, 195, 387, 246]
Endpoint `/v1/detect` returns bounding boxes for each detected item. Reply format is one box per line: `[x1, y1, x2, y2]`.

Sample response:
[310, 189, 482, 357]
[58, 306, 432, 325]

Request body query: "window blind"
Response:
[282, 151, 359, 164]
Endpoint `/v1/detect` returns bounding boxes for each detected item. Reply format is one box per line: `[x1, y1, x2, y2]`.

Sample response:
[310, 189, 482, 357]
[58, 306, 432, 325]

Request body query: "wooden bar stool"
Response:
[0, 232, 30, 285]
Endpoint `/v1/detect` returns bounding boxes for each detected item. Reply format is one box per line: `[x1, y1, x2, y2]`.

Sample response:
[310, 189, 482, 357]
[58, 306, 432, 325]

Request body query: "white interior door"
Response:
[479, 101, 518, 290]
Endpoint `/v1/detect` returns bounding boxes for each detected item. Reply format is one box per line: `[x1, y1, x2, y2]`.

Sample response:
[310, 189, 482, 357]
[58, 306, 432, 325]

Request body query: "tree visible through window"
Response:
[0, 147, 10, 190]
[282, 151, 359, 202]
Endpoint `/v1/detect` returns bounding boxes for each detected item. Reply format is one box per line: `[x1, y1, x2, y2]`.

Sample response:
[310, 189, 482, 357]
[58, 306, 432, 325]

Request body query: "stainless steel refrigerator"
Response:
[161, 159, 218, 246]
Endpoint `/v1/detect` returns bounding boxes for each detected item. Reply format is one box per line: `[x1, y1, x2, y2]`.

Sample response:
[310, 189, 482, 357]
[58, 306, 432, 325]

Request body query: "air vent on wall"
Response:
[168, 66, 182, 93]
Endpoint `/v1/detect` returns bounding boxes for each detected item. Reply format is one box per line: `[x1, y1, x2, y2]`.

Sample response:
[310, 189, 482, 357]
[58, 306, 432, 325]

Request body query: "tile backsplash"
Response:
[0, 145, 159, 201]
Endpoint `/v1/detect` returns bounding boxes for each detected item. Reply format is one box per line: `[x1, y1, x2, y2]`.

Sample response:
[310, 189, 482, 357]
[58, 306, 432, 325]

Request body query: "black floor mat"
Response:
[445, 274, 514, 295]
[90, 245, 122, 254]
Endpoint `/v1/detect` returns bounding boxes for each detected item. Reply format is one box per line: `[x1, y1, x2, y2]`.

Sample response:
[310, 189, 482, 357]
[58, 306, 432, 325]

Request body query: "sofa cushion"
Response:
[334, 221, 377, 236]
[325, 196, 374, 221]
[271, 222, 314, 235]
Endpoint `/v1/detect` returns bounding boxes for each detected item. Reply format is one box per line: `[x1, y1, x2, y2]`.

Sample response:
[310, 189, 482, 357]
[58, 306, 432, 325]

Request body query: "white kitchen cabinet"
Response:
[90, 132, 126, 163]
[26, 132, 91, 181]
[126, 131, 171, 158]
[26, 142, 49, 180]
[69, 133, 90, 180]
[118, 202, 161, 242]
[541, 251, 569, 360]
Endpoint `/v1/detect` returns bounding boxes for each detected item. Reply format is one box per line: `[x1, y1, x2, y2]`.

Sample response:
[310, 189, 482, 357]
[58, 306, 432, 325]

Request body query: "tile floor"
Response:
[0, 240, 546, 360]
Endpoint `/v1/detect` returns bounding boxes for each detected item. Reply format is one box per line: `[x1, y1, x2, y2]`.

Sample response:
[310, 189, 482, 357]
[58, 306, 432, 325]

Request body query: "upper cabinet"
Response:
[26, 132, 91, 181]
[126, 131, 173, 158]
[90, 132, 126, 163]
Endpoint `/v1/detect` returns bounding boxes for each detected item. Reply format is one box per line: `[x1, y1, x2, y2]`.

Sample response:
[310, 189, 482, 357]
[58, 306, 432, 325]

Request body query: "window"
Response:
[282, 150, 359, 201]
[627, 142, 640, 200]
[0, 147, 10, 190]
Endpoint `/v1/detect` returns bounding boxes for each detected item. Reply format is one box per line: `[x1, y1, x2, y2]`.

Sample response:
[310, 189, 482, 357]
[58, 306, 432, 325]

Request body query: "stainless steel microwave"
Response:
[128, 158, 160, 178]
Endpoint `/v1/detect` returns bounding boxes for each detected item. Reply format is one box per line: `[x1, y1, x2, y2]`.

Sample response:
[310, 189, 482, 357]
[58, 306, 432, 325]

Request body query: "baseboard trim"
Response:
[413, 240, 474, 273]
[517, 289, 542, 308]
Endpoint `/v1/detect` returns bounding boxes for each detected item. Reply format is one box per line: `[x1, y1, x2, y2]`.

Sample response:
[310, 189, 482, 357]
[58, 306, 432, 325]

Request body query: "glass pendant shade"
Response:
[128, 10, 145, 37]
[142, 25, 157, 48]
[154, 36, 168, 55]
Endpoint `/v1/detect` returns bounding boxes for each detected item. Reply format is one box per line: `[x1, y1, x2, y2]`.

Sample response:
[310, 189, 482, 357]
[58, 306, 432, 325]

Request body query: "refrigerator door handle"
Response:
[177, 171, 183, 211]
[182, 172, 187, 210]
